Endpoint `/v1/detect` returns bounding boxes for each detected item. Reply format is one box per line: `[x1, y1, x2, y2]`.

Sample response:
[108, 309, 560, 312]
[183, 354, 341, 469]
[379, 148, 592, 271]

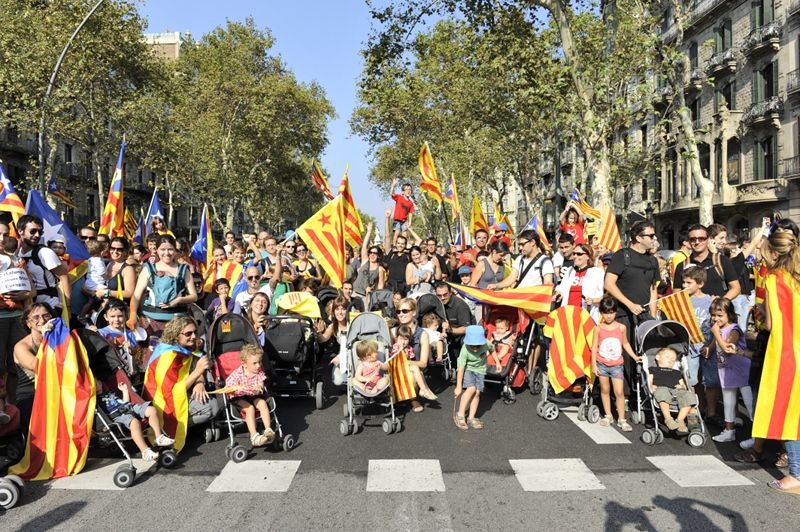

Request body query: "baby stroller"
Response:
[368, 288, 396, 319]
[78, 328, 178, 489]
[536, 306, 599, 423]
[208, 313, 294, 463]
[339, 312, 402, 436]
[317, 287, 340, 321]
[263, 314, 324, 409]
[416, 293, 454, 381]
[482, 305, 534, 404]
[632, 320, 707, 448]
[0, 405, 24, 509]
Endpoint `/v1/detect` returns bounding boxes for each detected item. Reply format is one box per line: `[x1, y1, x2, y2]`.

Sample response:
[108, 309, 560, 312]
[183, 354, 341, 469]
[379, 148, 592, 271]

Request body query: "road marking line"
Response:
[206, 460, 301, 492]
[367, 459, 445, 492]
[562, 407, 632, 444]
[51, 459, 155, 491]
[509, 458, 605, 491]
[647, 455, 753, 487]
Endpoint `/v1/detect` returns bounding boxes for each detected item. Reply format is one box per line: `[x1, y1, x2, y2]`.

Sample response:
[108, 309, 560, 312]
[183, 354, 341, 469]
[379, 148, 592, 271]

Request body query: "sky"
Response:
[139, 0, 387, 223]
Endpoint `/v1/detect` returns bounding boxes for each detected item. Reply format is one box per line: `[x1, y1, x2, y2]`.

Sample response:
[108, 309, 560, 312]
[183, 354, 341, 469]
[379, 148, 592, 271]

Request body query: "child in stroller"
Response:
[484, 305, 531, 404]
[352, 340, 389, 393]
[421, 312, 446, 363]
[648, 347, 697, 435]
[224, 344, 275, 447]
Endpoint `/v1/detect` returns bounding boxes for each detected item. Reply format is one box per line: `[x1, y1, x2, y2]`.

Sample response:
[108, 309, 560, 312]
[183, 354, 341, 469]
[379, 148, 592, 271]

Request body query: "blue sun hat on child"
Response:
[464, 325, 487, 346]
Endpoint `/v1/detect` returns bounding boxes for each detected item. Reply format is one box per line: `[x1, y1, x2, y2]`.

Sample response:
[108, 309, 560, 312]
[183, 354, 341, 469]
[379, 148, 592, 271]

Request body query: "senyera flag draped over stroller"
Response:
[10, 319, 96, 480]
[543, 306, 596, 394]
[143, 344, 194, 453]
[446, 283, 553, 323]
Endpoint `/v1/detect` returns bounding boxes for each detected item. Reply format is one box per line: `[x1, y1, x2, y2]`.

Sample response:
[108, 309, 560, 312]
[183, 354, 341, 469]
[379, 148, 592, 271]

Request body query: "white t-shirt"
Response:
[19, 246, 63, 308]
[423, 327, 441, 344]
[513, 254, 555, 288]
[233, 290, 256, 314]
[84, 257, 107, 291]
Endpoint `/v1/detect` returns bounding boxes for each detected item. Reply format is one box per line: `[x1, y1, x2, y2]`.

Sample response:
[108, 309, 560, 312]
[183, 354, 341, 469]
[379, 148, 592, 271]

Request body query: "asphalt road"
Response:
[1, 373, 792, 531]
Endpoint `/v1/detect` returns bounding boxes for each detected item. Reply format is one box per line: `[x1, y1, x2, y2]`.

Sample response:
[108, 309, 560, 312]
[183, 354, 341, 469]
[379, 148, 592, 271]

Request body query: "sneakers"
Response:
[142, 448, 158, 461]
[676, 420, 689, 435]
[712, 428, 736, 443]
[739, 438, 756, 450]
[155, 434, 175, 447]
[250, 433, 268, 447]
[664, 417, 679, 431]
[419, 389, 438, 401]
[0, 411, 10, 425]
[263, 428, 276, 444]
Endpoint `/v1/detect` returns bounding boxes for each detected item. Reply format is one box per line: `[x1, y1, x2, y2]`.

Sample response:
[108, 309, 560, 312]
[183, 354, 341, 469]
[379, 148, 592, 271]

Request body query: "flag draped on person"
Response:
[388, 352, 417, 402]
[145, 187, 164, 234]
[469, 197, 489, 235]
[310, 159, 335, 200]
[443, 174, 461, 218]
[752, 270, 800, 441]
[597, 205, 622, 252]
[0, 162, 26, 226]
[295, 195, 346, 288]
[418, 142, 443, 204]
[521, 214, 552, 252]
[658, 289, 704, 344]
[542, 306, 596, 394]
[25, 189, 90, 281]
[570, 188, 601, 219]
[337, 166, 363, 247]
[10, 319, 95, 480]
[47, 175, 77, 209]
[447, 283, 553, 322]
[143, 344, 194, 453]
[99, 141, 126, 237]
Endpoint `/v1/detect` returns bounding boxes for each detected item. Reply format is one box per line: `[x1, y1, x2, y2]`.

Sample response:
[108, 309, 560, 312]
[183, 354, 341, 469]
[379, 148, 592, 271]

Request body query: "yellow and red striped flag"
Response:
[388, 352, 417, 402]
[123, 206, 138, 241]
[658, 289, 704, 344]
[143, 345, 194, 453]
[469, 196, 489, 236]
[597, 205, 621, 252]
[0, 162, 26, 233]
[295, 195, 346, 288]
[753, 270, 800, 440]
[493, 202, 514, 233]
[443, 174, 461, 218]
[569, 188, 601, 219]
[447, 283, 553, 323]
[337, 165, 363, 247]
[99, 141, 126, 237]
[418, 142, 443, 204]
[10, 319, 96, 480]
[311, 160, 334, 200]
[542, 306, 596, 394]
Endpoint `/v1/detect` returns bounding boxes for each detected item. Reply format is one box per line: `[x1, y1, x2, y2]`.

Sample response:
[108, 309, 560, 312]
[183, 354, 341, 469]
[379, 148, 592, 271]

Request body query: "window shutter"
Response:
[731, 80, 737, 110]
[770, 136, 778, 180]
[772, 60, 779, 100]
[764, 0, 774, 24]
[724, 20, 733, 49]
[754, 141, 764, 181]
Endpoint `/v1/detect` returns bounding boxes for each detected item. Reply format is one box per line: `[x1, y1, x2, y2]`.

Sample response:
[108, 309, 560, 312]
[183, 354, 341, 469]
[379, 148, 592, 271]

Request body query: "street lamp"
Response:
[38, 0, 107, 192]
[645, 202, 654, 222]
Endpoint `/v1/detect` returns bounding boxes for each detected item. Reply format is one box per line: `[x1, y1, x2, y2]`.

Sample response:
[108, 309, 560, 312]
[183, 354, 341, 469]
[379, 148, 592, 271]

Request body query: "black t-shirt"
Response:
[650, 366, 682, 388]
[444, 295, 473, 330]
[386, 251, 410, 285]
[673, 251, 738, 298]
[434, 253, 449, 279]
[607, 248, 659, 314]
[729, 253, 752, 296]
[557, 259, 574, 283]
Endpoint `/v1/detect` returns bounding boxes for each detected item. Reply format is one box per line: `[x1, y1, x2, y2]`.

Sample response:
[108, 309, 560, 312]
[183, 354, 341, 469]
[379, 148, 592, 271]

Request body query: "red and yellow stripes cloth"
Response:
[543, 306, 596, 394]
[658, 289, 704, 344]
[418, 142, 443, 204]
[296, 195, 346, 288]
[752, 270, 800, 440]
[388, 353, 417, 402]
[143, 347, 194, 453]
[447, 283, 553, 323]
[338, 167, 363, 248]
[10, 319, 96, 480]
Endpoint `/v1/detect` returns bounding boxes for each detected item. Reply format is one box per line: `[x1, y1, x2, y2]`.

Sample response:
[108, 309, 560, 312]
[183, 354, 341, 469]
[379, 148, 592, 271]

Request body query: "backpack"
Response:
[622, 248, 659, 286]
[142, 262, 188, 312]
[514, 253, 551, 288]
[25, 245, 60, 298]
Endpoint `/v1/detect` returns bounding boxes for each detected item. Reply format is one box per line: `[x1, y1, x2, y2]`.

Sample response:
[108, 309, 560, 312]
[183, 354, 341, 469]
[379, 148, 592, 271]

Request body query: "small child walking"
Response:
[649, 347, 698, 434]
[710, 297, 754, 443]
[454, 325, 494, 431]
[353, 340, 389, 393]
[225, 344, 275, 447]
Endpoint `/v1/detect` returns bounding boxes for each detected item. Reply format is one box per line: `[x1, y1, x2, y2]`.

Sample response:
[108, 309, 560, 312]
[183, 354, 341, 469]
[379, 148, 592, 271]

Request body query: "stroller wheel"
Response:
[687, 431, 706, 448]
[529, 368, 543, 395]
[342, 401, 350, 417]
[382, 418, 394, 434]
[542, 402, 559, 421]
[352, 418, 360, 434]
[282, 434, 296, 452]
[393, 418, 402, 433]
[339, 419, 350, 436]
[158, 449, 178, 469]
[204, 428, 215, 444]
[587, 405, 601, 424]
[213, 428, 222, 441]
[536, 400, 546, 417]
[641, 429, 656, 445]
[443, 367, 451, 381]
[577, 404, 587, 421]
[0, 479, 20, 509]
[655, 430, 664, 444]
[231, 445, 248, 463]
[6, 439, 24, 463]
[314, 381, 325, 410]
[113, 466, 136, 489]
[629, 411, 642, 425]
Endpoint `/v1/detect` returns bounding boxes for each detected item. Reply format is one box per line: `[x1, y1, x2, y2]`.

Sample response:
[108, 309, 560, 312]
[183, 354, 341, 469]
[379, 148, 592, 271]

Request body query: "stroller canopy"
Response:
[416, 293, 446, 323]
[209, 313, 261, 357]
[77, 328, 126, 381]
[636, 320, 691, 353]
[346, 312, 392, 349]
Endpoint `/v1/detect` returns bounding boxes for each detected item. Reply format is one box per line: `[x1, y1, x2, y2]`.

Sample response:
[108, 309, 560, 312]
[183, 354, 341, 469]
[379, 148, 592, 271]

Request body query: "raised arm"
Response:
[361, 222, 374, 263]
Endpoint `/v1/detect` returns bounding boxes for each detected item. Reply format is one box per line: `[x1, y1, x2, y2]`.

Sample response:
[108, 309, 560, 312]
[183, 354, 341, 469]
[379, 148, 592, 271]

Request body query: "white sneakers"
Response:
[419, 389, 438, 401]
[739, 438, 756, 450]
[142, 448, 159, 461]
[155, 434, 175, 447]
[263, 428, 276, 444]
[712, 428, 736, 443]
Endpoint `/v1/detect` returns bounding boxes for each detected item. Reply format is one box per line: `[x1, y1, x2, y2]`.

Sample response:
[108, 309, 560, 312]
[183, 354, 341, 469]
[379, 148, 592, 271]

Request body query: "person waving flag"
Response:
[99, 141, 126, 237]
[418, 142, 443, 204]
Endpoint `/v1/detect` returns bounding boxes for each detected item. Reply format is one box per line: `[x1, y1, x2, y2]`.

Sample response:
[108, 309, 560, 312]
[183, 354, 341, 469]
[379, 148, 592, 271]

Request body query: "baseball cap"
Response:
[457, 265, 472, 276]
[464, 325, 487, 346]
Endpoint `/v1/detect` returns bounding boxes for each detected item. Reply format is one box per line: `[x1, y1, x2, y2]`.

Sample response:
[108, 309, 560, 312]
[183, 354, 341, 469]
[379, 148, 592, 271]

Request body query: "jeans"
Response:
[731, 295, 750, 331]
[785, 440, 800, 479]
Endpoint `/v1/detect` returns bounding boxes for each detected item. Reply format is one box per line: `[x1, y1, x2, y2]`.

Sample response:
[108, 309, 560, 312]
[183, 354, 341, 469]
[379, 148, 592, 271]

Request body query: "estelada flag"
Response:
[597, 204, 621, 252]
[658, 289, 704, 344]
[447, 282, 553, 323]
[337, 166, 363, 247]
[521, 214, 552, 252]
[388, 351, 417, 402]
[418, 142, 443, 204]
[752, 270, 800, 440]
[99, 141, 126, 237]
[443, 174, 461, 218]
[143, 344, 194, 453]
[469, 196, 489, 235]
[311, 159, 334, 200]
[493, 202, 513, 233]
[569, 188, 601, 219]
[10, 319, 96, 480]
[0, 162, 26, 218]
[295, 195, 346, 288]
[543, 306, 596, 394]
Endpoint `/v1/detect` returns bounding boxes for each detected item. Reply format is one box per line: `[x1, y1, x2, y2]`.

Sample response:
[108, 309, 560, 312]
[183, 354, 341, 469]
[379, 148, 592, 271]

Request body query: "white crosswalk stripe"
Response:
[366, 459, 446, 492]
[646, 455, 754, 487]
[50, 459, 155, 491]
[207, 459, 301, 492]
[509, 458, 605, 491]
[561, 406, 632, 444]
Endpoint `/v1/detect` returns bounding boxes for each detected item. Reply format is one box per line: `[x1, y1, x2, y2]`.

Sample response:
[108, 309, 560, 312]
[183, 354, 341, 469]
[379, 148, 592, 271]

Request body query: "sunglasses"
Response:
[79, 235, 96, 241]
[518, 240, 529, 246]
[689, 236, 708, 243]
[572, 252, 587, 256]
[640, 233, 656, 239]
[397, 308, 413, 314]
[369, 250, 379, 255]
[180, 330, 197, 337]
[296, 249, 307, 253]
[29, 313, 52, 322]
[110, 247, 125, 252]
[247, 275, 260, 281]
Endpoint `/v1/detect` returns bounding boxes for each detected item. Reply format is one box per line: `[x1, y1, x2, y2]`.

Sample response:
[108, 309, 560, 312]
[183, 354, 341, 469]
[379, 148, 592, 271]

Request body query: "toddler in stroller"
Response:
[648, 347, 696, 435]
[484, 305, 531, 404]
[352, 341, 389, 393]
[224, 344, 275, 447]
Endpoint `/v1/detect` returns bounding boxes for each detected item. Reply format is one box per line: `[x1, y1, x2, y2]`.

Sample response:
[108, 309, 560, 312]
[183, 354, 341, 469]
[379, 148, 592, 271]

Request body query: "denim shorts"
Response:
[392, 221, 408, 232]
[596, 362, 624, 380]
[700, 353, 720, 388]
[686, 355, 700, 387]
[114, 401, 151, 429]
[462, 370, 485, 392]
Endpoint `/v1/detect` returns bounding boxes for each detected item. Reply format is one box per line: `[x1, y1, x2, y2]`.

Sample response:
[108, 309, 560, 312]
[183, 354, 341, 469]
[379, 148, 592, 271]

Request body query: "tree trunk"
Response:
[92, 148, 104, 215]
[225, 201, 236, 233]
[45, 136, 58, 209]
[165, 171, 175, 227]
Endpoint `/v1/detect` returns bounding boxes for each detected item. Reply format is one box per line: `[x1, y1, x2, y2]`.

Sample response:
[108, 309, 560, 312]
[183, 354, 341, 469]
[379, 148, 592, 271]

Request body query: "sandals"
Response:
[411, 400, 424, 413]
[776, 452, 789, 469]
[467, 418, 484, 430]
[768, 478, 800, 494]
[454, 414, 468, 431]
[617, 419, 633, 432]
[734, 449, 762, 464]
[599, 416, 613, 427]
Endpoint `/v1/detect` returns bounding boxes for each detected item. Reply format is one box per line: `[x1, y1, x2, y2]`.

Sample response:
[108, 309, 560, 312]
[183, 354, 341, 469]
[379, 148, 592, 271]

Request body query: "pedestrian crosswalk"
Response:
[49, 455, 755, 493]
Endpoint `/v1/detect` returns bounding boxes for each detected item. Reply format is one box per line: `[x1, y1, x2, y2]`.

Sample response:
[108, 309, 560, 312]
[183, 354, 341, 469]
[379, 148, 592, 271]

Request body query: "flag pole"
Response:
[440, 204, 454, 245]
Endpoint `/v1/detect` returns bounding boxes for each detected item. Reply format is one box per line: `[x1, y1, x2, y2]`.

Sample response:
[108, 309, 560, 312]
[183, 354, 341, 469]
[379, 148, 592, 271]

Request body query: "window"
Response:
[64, 143, 72, 164]
[138, 169, 143, 185]
[715, 139, 723, 189]
[87, 194, 96, 220]
[641, 177, 648, 201]
[690, 98, 701, 128]
[727, 138, 741, 184]
[714, 20, 733, 52]
[715, 80, 736, 112]
[751, 0, 774, 30]
[689, 42, 698, 69]
[753, 61, 778, 103]
[668, 148, 678, 203]
[661, 6, 672, 34]
[754, 135, 777, 181]
[698, 143, 711, 198]
[6, 127, 18, 144]
[640, 124, 648, 151]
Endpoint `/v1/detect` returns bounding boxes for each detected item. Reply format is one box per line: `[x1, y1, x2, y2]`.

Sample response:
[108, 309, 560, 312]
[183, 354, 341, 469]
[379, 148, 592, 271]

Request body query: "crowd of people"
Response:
[0, 185, 799, 496]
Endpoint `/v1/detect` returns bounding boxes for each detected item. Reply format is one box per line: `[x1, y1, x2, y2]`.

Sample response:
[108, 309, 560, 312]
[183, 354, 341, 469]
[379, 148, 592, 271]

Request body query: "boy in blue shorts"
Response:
[454, 325, 495, 431]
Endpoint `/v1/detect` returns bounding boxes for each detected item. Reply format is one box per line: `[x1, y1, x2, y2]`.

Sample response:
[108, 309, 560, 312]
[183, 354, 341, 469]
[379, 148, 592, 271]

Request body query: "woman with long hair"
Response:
[243, 292, 270, 346]
[315, 296, 350, 386]
[83, 237, 137, 304]
[470, 241, 510, 289]
[13, 303, 55, 429]
[353, 227, 385, 307]
[150, 216, 174, 237]
[554, 243, 606, 323]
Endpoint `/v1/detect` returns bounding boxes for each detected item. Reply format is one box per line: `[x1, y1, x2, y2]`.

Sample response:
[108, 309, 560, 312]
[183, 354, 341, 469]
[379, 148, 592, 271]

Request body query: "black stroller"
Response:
[208, 313, 294, 463]
[368, 289, 396, 319]
[263, 314, 325, 408]
[415, 293, 454, 381]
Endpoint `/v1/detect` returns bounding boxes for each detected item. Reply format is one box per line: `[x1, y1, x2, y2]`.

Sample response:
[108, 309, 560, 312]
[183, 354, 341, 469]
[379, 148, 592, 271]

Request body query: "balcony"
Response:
[653, 85, 674, 110]
[789, 0, 800, 19]
[781, 155, 800, 179]
[742, 96, 783, 129]
[685, 67, 703, 93]
[742, 21, 782, 58]
[685, 0, 736, 28]
[706, 48, 736, 77]
[735, 179, 787, 204]
[788, 69, 800, 98]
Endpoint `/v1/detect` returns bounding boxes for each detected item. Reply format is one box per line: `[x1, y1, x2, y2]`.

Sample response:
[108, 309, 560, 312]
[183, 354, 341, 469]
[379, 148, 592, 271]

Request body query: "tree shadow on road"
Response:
[16, 501, 87, 531]
[652, 495, 747, 532]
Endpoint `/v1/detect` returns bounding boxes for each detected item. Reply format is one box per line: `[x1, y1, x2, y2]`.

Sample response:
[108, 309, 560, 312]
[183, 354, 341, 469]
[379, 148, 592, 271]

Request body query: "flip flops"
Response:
[768, 478, 800, 495]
